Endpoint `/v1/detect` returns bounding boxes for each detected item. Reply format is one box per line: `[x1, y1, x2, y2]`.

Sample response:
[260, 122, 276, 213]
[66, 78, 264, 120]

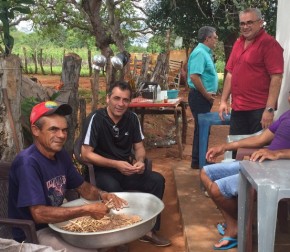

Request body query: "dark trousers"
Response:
[229, 108, 264, 135]
[229, 108, 264, 158]
[188, 88, 213, 166]
[94, 166, 165, 231]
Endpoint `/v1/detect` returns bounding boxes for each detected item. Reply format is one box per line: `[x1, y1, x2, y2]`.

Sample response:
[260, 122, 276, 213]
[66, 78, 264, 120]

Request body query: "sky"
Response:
[16, 20, 33, 33]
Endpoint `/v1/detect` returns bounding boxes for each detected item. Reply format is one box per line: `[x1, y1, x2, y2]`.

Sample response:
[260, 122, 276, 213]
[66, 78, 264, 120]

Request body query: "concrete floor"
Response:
[173, 159, 290, 252]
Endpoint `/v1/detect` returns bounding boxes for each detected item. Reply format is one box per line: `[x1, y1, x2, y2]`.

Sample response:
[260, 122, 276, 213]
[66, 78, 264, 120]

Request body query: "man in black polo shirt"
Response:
[81, 81, 171, 247]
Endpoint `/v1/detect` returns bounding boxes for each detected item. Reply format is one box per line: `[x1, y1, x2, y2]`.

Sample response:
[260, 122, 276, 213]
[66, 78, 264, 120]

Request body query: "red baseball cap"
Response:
[30, 101, 72, 125]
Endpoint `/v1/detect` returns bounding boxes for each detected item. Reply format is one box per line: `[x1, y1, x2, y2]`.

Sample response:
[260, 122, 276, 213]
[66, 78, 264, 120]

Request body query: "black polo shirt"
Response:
[83, 108, 144, 166]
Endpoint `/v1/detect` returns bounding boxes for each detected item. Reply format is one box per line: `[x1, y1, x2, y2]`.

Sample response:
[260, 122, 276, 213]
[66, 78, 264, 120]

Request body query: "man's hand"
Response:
[206, 92, 215, 104]
[206, 146, 225, 163]
[85, 202, 110, 220]
[117, 161, 141, 176]
[100, 192, 128, 210]
[218, 101, 229, 121]
[250, 149, 280, 162]
[261, 110, 274, 129]
[133, 161, 145, 174]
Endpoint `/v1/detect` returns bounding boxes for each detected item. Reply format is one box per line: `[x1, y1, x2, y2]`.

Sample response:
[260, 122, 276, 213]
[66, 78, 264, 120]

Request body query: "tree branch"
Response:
[195, 0, 207, 18]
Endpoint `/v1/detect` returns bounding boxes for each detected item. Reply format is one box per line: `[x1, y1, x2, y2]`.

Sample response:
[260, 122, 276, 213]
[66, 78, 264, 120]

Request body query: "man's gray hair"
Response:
[197, 26, 216, 43]
[239, 7, 262, 20]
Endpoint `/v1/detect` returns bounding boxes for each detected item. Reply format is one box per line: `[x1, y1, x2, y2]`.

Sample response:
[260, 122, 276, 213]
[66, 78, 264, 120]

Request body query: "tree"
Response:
[145, 0, 213, 58]
[146, 0, 278, 62]
[0, 0, 34, 55]
[29, 0, 149, 86]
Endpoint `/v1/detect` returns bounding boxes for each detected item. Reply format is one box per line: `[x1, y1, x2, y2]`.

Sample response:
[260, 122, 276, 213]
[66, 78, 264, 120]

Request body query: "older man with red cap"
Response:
[8, 101, 126, 251]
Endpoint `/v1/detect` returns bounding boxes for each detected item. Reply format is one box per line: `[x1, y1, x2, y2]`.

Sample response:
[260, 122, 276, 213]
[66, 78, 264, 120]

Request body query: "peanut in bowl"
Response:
[48, 192, 164, 249]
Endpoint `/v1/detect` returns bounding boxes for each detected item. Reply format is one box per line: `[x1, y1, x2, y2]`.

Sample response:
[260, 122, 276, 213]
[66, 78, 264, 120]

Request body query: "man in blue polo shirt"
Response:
[187, 26, 219, 169]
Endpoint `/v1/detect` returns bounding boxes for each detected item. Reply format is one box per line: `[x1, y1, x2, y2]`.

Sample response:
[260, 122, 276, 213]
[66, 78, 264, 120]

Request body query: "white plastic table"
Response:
[238, 159, 290, 252]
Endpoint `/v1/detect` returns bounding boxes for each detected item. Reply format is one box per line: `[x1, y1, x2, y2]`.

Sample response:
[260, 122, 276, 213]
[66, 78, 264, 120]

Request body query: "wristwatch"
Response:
[266, 107, 274, 113]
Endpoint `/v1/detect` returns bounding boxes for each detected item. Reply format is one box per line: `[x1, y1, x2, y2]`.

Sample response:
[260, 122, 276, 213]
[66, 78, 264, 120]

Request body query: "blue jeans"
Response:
[188, 88, 212, 166]
[203, 161, 241, 198]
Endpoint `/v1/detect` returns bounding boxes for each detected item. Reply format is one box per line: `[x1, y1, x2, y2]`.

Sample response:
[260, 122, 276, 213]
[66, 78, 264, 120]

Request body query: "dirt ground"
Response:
[31, 74, 229, 252]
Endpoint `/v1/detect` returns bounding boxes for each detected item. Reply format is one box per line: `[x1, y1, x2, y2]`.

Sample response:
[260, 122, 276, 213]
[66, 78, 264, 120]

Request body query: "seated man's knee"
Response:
[200, 168, 206, 181]
[209, 182, 221, 198]
[200, 168, 211, 187]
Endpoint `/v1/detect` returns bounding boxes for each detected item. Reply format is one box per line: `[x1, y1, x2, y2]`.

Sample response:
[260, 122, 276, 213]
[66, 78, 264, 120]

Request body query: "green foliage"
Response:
[218, 75, 224, 92]
[0, 0, 34, 55]
[21, 96, 40, 146]
[11, 30, 102, 76]
[216, 60, 225, 73]
[212, 0, 278, 38]
[145, 0, 278, 56]
[146, 0, 213, 49]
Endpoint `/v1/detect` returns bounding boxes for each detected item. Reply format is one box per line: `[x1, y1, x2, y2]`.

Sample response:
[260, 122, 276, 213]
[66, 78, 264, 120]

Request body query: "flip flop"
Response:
[217, 223, 227, 236]
[213, 237, 237, 250]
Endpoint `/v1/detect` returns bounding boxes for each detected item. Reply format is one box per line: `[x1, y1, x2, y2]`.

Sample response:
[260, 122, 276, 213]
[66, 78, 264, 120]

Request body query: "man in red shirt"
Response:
[219, 8, 284, 143]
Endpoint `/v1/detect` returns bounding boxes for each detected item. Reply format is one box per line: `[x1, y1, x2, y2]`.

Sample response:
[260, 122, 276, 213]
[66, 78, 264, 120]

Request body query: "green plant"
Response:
[0, 0, 34, 55]
[21, 97, 41, 147]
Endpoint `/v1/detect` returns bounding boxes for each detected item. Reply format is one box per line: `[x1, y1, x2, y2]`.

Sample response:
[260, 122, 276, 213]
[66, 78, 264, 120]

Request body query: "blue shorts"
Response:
[203, 161, 241, 198]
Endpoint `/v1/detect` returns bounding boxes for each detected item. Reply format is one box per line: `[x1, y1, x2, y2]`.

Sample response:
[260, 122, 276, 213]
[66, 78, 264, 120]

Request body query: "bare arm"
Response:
[30, 181, 127, 224]
[190, 74, 215, 104]
[219, 72, 232, 120]
[206, 129, 274, 162]
[30, 200, 109, 224]
[81, 144, 120, 169]
[132, 141, 146, 174]
[133, 141, 146, 163]
[261, 74, 283, 128]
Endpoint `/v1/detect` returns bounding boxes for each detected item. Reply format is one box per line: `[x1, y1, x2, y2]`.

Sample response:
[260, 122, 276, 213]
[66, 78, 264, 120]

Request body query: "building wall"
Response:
[276, 0, 290, 117]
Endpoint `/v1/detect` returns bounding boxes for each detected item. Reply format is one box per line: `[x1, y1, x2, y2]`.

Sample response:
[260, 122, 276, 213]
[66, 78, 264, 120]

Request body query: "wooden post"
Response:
[0, 55, 24, 162]
[79, 98, 87, 137]
[57, 53, 82, 157]
[90, 68, 100, 111]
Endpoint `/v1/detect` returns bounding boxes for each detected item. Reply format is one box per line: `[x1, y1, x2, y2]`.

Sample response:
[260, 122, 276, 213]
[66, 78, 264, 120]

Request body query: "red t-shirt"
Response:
[226, 29, 284, 111]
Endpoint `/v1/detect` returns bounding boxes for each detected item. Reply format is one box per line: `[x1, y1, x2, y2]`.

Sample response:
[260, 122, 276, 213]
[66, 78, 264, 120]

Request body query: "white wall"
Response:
[275, 0, 290, 118]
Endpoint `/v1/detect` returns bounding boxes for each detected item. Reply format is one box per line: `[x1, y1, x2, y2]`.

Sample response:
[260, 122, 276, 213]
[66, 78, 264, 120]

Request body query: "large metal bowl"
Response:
[48, 192, 164, 249]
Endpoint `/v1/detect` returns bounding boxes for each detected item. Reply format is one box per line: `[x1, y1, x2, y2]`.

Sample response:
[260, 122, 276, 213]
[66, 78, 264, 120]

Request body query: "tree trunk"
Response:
[88, 49, 92, 76]
[39, 48, 45, 75]
[0, 55, 24, 162]
[32, 51, 38, 74]
[23, 47, 28, 74]
[150, 53, 168, 89]
[139, 54, 150, 83]
[50, 55, 53, 74]
[57, 53, 82, 157]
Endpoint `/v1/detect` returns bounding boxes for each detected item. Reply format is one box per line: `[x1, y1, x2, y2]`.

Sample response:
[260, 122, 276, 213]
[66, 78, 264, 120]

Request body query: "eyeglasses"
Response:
[113, 125, 119, 138]
[239, 19, 261, 27]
